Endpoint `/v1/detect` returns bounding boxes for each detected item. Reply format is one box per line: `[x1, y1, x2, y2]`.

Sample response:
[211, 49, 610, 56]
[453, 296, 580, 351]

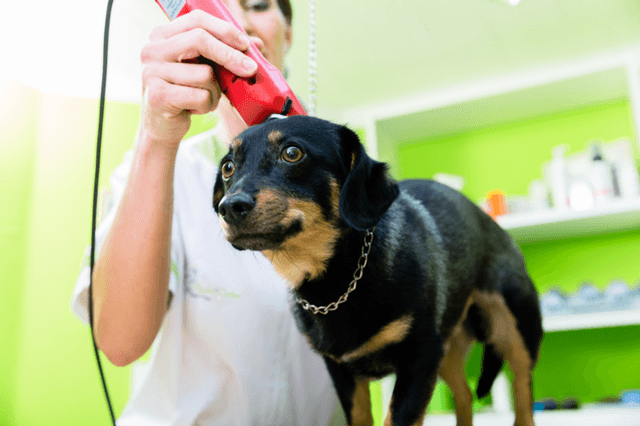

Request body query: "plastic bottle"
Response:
[548, 145, 569, 210]
[568, 178, 594, 211]
[529, 179, 550, 210]
[590, 143, 616, 205]
[617, 158, 640, 199]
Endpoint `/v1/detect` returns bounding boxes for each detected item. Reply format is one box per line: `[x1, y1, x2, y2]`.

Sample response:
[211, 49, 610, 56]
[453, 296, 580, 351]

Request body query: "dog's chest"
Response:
[296, 306, 413, 372]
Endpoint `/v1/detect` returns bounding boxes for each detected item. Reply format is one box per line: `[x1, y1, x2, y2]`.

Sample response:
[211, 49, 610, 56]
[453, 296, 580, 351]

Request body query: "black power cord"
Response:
[89, 0, 117, 424]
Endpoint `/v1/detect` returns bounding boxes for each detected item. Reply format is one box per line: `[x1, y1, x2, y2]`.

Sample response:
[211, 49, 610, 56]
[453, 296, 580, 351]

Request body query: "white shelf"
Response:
[424, 405, 640, 426]
[543, 309, 640, 332]
[496, 197, 640, 243]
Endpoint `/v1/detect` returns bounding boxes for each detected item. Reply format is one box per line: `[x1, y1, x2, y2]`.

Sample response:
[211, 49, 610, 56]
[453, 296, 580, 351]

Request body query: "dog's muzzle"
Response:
[218, 193, 255, 227]
[217, 190, 304, 251]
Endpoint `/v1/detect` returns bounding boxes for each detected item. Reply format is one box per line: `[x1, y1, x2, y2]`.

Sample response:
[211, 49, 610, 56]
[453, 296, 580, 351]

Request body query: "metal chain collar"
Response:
[296, 227, 375, 315]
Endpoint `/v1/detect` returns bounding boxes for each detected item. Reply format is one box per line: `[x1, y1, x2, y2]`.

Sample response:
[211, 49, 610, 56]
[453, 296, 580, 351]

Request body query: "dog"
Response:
[213, 115, 543, 426]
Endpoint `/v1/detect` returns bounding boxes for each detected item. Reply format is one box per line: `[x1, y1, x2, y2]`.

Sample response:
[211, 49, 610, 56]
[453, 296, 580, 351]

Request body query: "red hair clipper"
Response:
[155, 0, 306, 126]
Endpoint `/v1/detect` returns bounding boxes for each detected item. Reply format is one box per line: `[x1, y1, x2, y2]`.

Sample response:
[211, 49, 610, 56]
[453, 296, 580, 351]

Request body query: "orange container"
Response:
[486, 190, 507, 219]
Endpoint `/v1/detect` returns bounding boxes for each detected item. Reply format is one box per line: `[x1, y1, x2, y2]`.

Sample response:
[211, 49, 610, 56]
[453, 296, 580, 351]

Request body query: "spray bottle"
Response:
[548, 145, 569, 210]
[590, 142, 615, 205]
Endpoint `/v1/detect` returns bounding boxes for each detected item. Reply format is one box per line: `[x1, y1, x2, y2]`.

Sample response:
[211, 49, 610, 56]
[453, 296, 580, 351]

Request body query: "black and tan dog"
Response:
[213, 115, 543, 426]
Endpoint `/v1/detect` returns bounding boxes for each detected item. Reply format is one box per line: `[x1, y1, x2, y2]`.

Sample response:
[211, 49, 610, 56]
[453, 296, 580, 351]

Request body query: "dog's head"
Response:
[213, 115, 398, 283]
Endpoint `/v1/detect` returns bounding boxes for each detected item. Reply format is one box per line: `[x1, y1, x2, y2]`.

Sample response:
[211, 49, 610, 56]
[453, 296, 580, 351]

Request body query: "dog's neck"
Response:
[263, 224, 373, 307]
[261, 220, 346, 289]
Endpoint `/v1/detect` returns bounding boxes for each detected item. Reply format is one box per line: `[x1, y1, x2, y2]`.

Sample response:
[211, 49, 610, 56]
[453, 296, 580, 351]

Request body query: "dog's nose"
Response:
[218, 193, 255, 226]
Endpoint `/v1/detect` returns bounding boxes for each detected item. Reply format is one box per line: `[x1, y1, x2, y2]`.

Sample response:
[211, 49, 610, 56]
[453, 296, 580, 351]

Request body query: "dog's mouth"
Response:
[224, 222, 303, 251]
[218, 197, 305, 251]
[217, 191, 343, 286]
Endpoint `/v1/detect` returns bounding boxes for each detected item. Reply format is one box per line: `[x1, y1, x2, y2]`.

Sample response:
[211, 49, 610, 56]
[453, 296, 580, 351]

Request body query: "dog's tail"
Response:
[476, 343, 504, 399]
[465, 303, 504, 399]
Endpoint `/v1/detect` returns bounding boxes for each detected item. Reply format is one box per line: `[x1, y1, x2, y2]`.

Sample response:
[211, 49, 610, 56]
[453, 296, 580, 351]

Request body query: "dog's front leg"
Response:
[323, 357, 373, 426]
[384, 344, 443, 426]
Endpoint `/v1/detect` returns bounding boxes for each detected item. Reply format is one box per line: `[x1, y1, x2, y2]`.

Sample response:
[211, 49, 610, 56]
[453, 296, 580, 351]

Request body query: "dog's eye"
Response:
[282, 146, 304, 163]
[221, 160, 235, 179]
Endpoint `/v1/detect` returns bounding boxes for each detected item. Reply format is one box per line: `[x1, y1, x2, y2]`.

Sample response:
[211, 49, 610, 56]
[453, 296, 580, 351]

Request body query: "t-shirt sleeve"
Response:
[69, 149, 183, 326]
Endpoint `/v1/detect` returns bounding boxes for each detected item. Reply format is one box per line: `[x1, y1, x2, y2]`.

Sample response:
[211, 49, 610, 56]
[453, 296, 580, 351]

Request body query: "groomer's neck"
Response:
[218, 96, 249, 143]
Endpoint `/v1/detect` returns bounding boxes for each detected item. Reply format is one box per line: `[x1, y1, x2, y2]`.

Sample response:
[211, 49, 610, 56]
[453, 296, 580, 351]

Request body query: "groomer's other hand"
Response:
[139, 10, 258, 149]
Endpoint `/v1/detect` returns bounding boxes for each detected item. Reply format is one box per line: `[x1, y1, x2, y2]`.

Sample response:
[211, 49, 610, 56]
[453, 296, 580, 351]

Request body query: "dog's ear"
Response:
[338, 126, 399, 231]
[213, 170, 225, 213]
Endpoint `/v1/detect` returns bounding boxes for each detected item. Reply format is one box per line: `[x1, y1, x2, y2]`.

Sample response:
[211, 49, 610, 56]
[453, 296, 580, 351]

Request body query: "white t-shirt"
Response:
[70, 126, 342, 426]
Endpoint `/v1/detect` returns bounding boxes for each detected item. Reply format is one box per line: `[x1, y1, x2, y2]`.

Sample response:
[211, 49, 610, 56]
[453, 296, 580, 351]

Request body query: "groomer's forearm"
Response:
[92, 132, 179, 367]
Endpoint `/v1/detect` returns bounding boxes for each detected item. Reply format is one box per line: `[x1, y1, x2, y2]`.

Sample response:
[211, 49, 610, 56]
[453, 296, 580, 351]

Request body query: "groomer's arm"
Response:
[92, 11, 257, 367]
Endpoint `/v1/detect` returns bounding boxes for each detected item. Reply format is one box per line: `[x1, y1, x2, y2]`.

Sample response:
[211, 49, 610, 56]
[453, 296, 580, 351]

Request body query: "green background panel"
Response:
[0, 79, 39, 426]
[0, 77, 217, 426]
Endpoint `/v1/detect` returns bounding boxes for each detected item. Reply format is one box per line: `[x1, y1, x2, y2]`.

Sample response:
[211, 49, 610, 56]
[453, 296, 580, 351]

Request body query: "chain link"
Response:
[296, 228, 375, 315]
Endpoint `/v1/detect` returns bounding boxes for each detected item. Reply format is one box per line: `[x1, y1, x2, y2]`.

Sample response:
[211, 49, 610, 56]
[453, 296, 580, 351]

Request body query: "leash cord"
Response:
[89, 0, 117, 424]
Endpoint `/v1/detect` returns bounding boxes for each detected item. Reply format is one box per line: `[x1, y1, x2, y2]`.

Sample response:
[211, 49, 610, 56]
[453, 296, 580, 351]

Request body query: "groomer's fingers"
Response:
[150, 10, 249, 50]
[142, 27, 257, 77]
[249, 36, 265, 56]
[141, 75, 220, 145]
[142, 62, 219, 96]
[144, 72, 221, 116]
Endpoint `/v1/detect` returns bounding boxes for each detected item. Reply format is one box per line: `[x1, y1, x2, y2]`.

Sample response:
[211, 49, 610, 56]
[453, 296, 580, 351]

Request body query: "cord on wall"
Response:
[90, 0, 117, 424]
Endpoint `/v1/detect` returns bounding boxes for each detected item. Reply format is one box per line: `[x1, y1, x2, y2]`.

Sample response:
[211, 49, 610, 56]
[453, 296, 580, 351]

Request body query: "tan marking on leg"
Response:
[268, 130, 283, 148]
[441, 296, 474, 355]
[472, 290, 535, 426]
[341, 315, 414, 363]
[383, 298, 473, 426]
[437, 295, 475, 426]
[410, 413, 427, 426]
[351, 378, 374, 426]
[262, 199, 341, 288]
[439, 323, 474, 426]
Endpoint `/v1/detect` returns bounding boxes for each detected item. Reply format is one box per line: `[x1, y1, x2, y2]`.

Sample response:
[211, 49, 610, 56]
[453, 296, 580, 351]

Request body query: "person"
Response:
[70, 0, 345, 424]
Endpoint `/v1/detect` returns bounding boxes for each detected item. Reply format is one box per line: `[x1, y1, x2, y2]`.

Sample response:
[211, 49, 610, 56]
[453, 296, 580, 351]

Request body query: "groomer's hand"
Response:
[139, 10, 259, 149]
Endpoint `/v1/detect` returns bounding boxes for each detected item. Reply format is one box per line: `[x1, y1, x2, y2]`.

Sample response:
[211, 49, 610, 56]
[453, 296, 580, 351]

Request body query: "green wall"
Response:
[0, 76, 218, 426]
[3, 85, 139, 425]
[393, 99, 640, 407]
[0, 78, 38, 426]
